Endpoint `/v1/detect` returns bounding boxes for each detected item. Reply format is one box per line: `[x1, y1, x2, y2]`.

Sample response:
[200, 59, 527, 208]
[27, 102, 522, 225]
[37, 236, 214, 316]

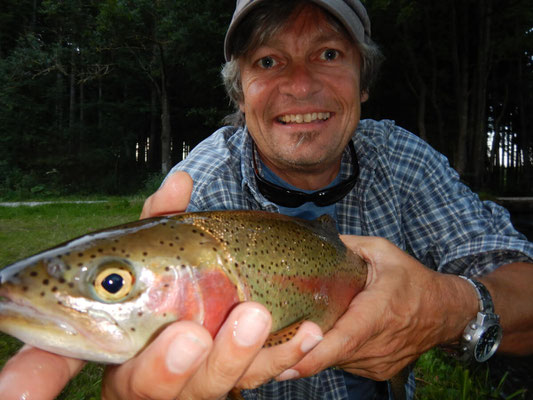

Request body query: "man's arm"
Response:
[480, 262, 533, 354]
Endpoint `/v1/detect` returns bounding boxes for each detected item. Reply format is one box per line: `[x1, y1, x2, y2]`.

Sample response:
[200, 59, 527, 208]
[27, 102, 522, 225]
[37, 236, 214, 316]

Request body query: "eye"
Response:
[93, 262, 134, 302]
[320, 49, 339, 61]
[258, 56, 277, 69]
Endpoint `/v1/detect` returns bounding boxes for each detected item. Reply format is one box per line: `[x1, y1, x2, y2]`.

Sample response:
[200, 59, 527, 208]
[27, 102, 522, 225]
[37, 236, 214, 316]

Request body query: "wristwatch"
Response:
[456, 276, 503, 362]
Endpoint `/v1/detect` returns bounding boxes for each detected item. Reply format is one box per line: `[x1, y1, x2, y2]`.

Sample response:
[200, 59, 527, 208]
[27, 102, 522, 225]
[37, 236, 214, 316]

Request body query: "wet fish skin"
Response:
[0, 210, 367, 363]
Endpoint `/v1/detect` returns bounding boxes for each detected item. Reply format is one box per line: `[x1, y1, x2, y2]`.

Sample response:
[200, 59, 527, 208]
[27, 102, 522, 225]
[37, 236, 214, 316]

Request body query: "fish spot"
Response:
[42, 279, 49, 285]
[30, 271, 38, 277]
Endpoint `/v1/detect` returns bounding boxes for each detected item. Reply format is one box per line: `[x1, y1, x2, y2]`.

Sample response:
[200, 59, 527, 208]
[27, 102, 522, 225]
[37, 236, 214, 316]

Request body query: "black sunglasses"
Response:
[252, 141, 359, 208]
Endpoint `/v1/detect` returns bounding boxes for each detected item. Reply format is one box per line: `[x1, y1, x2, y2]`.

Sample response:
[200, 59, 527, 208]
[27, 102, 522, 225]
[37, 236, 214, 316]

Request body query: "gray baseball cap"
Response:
[224, 0, 371, 61]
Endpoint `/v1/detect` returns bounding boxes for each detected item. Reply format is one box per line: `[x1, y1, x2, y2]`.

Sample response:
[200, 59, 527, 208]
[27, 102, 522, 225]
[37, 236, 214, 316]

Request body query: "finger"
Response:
[287, 296, 376, 378]
[239, 321, 323, 387]
[0, 345, 84, 400]
[140, 171, 193, 218]
[182, 303, 272, 399]
[102, 322, 212, 400]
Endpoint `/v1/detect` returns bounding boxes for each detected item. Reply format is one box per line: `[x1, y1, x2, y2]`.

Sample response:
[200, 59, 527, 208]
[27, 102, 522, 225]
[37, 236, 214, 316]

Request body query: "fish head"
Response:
[0, 217, 241, 363]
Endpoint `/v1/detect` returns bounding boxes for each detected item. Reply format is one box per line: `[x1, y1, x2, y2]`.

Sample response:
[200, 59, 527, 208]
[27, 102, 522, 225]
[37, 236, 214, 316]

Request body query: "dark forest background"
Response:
[0, 0, 531, 197]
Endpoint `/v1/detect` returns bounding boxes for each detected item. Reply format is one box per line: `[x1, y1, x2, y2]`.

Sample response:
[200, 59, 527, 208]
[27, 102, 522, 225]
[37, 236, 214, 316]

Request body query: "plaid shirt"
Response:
[169, 119, 533, 399]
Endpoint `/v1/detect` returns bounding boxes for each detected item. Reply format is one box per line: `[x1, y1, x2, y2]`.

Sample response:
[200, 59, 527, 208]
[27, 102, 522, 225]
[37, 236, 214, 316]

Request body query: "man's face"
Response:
[238, 4, 367, 187]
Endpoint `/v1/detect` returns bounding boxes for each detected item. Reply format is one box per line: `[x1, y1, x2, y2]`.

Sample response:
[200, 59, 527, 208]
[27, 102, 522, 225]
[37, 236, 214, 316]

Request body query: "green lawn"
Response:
[0, 200, 527, 399]
[0, 199, 144, 399]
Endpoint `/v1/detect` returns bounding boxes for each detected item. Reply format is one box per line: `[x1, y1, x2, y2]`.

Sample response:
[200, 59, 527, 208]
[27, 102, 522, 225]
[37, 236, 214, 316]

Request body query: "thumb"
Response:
[141, 171, 193, 218]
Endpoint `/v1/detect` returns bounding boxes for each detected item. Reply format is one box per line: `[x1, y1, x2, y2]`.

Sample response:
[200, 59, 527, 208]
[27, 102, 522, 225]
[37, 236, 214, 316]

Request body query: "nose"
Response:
[278, 62, 322, 100]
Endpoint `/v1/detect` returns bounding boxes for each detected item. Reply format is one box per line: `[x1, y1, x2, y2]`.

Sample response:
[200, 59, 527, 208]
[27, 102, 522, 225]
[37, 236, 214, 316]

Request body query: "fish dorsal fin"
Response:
[317, 214, 337, 233]
[299, 214, 340, 244]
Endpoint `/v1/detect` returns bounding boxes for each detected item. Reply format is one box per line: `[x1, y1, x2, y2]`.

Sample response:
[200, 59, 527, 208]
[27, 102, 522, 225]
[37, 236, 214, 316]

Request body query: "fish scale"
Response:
[185, 211, 366, 332]
[0, 210, 366, 362]
[0, 210, 407, 399]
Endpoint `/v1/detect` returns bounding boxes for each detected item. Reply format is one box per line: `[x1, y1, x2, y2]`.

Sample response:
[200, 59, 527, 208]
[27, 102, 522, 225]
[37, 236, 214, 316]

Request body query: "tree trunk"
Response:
[471, 0, 492, 188]
[158, 44, 172, 175]
[160, 81, 171, 175]
[79, 80, 85, 155]
[98, 77, 103, 130]
[68, 49, 77, 154]
[149, 85, 159, 170]
[451, 0, 470, 177]
[69, 50, 76, 130]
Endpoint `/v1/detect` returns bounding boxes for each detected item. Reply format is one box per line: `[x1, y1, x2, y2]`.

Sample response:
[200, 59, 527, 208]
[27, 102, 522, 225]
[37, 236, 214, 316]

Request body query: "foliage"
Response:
[414, 349, 527, 399]
[0, 1, 531, 195]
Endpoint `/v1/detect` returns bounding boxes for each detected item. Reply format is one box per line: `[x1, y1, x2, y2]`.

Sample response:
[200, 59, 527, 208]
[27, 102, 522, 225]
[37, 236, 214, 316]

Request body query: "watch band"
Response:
[458, 275, 495, 313]
[456, 275, 502, 362]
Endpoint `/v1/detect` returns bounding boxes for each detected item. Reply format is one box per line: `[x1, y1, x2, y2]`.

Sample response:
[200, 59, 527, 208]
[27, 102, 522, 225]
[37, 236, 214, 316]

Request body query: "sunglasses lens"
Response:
[253, 141, 358, 208]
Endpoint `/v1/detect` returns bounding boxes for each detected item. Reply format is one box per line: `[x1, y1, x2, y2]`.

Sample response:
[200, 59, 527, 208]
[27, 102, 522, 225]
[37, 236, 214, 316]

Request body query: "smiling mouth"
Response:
[277, 112, 331, 124]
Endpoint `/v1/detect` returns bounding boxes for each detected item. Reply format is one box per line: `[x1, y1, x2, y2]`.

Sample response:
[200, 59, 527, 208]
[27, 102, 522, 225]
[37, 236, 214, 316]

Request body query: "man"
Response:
[1, 1, 532, 399]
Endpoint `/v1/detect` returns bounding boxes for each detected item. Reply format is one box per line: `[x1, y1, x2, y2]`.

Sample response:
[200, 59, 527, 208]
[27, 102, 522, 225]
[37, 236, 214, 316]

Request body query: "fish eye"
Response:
[93, 262, 134, 302]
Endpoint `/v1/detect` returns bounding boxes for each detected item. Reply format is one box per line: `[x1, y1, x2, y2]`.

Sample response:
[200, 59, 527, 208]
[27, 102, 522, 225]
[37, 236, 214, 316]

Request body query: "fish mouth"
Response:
[0, 294, 77, 335]
[0, 293, 132, 363]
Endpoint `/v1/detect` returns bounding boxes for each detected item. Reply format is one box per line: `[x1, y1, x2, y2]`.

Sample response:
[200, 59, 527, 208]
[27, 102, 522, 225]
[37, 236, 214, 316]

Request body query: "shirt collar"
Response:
[240, 126, 356, 208]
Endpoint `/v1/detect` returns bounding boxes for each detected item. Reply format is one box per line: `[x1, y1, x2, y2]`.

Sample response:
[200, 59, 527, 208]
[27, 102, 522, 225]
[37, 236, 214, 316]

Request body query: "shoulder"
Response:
[168, 126, 248, 210]
[355, 119, 454, 186]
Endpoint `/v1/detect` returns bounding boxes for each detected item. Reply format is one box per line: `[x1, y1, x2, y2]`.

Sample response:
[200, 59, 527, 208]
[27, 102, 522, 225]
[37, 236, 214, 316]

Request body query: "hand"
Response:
[279, 236, 477, 382]
[102, 302, 272, 399]
[141, 171, 193, 218]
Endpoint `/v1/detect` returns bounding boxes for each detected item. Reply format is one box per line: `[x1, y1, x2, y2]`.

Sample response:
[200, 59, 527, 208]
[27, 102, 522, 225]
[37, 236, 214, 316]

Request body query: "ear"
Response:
[361, 91, 369, 103]
[239, 102, 245, 113]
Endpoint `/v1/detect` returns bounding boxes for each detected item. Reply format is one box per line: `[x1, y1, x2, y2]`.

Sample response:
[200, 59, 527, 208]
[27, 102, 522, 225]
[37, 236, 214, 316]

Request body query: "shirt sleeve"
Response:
[389, 127, 533, 276]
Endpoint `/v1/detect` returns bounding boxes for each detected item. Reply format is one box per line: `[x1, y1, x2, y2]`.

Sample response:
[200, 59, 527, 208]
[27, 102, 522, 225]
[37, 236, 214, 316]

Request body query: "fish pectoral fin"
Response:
[228, 388, 245, 400]
[388, 364, 412, 400]
[264, 319, 307, 348]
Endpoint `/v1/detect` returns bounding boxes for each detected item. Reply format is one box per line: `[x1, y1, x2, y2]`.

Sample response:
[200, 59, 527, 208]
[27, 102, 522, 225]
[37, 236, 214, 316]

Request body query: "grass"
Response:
[414, 349, 527, 399]
[0, 198, 144, 399]
[0, 199, 529, 399]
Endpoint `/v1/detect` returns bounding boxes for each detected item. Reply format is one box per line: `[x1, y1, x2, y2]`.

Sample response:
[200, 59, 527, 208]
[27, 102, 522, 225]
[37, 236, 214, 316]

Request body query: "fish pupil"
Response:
[101, 273, 124, 294]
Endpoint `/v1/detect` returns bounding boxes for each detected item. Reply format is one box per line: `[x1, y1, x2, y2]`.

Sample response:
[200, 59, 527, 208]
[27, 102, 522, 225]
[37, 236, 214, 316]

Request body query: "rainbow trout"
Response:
[0, 210, 407, 399]
[0, 211, 366, 361]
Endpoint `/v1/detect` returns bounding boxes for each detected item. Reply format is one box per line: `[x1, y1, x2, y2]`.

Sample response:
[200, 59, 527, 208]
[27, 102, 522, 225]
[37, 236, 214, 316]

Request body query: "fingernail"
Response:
[300, 333, 323, 353]
[233, 308, 269, 347]
[166, 332, 208, 374]
[276, 369, 300, 381]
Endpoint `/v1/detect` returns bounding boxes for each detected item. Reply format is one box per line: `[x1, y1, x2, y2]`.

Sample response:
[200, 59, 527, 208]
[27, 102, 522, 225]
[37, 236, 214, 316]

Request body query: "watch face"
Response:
[474, 324, 502, 362]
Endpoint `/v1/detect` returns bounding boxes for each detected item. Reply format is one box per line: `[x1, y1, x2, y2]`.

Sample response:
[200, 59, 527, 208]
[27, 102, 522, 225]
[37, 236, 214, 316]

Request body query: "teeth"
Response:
[278, 112, 331, 124]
